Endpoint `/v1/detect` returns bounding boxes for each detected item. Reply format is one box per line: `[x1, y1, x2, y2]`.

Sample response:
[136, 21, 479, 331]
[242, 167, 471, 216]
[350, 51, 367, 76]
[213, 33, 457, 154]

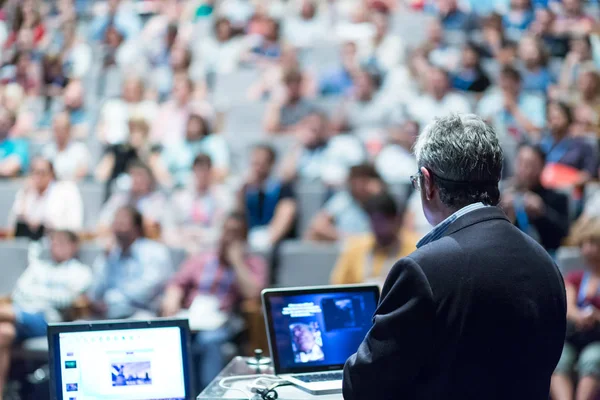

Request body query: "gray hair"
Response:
[414, 114, 504, 209]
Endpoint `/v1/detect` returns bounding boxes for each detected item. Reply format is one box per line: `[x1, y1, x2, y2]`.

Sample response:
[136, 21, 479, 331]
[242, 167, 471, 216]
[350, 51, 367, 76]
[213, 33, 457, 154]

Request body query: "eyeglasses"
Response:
[410, 171, 422, 191]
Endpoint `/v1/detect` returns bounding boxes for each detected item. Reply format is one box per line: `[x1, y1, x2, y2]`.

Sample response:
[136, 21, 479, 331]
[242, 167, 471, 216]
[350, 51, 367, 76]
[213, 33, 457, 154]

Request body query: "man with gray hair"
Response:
[343, 114, 566, 400]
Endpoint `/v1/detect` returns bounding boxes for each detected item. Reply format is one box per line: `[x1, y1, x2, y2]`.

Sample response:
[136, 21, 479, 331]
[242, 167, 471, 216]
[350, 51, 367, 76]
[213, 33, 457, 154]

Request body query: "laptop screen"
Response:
[52, 325, 188, 400]
[264, 286, 379, 374]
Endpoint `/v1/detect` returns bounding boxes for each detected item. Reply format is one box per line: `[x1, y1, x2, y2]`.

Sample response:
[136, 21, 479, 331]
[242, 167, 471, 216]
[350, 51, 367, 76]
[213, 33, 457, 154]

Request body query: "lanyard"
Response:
[578, 272, 600, 308]
[541, 136, 571, 164]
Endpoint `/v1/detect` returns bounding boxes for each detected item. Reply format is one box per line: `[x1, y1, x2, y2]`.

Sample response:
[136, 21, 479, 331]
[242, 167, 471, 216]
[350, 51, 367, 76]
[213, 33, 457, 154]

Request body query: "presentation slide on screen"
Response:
[58, 327, 186, 400]
[270, 291, 377, 370]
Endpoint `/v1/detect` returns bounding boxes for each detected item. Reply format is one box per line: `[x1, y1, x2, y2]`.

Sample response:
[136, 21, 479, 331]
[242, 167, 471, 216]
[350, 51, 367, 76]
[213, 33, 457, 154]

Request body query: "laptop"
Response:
[262, 284, 380, 395]
[47, 318, 194, 400]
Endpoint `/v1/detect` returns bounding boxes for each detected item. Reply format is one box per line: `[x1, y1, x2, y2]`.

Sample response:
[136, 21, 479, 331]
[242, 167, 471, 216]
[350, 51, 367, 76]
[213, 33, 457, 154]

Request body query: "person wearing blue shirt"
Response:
[89, 206, 173, 319]
[88, 0, 142, 42]
[319, 42, 358, 96]
[0, 109, 28, 178]
[517, 35, 554, 93]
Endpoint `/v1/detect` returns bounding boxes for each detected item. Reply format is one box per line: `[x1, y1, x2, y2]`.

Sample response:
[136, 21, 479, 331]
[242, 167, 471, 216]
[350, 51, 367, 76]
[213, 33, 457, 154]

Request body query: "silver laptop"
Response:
[262, 285, 380, 395]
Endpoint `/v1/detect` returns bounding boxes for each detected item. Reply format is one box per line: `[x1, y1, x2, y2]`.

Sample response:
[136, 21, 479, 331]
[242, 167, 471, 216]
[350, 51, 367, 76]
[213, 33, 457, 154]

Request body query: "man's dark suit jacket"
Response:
[343, 206, 567, 400]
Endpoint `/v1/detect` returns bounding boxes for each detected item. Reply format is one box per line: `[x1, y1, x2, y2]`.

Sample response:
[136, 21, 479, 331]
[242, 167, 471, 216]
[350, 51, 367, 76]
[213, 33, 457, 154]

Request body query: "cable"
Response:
[255, 381, 293, 400]
[218, 374, 282, 400]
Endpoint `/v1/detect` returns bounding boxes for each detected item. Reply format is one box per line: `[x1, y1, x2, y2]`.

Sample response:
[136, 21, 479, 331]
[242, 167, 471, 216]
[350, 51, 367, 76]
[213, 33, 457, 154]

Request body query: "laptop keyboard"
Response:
[294, 372, 343, 383]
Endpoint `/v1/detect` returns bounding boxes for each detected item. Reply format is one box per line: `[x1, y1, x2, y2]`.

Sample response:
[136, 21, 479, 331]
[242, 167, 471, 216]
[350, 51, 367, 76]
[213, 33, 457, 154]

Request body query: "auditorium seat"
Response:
[0, 180, 22, 228]
[0, 239, 29, 295]
[213, 69, 262, 108]
[80, 182, 106, 229]
[275, 240, 340, 287]
[296, 181, 328, 237]
[556, 246, 586, 276]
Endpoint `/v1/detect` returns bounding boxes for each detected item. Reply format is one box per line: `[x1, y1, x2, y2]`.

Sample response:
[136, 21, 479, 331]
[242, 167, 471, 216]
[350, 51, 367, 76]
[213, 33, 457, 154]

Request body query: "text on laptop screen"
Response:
[269, 290, 378, 370]
[56, 327, 185, 400]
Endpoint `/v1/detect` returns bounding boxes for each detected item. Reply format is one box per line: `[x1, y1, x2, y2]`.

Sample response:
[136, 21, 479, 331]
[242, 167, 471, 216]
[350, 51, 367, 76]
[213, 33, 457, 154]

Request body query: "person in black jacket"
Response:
[501, 143, 570, 254]
[343, 114, 566, 400]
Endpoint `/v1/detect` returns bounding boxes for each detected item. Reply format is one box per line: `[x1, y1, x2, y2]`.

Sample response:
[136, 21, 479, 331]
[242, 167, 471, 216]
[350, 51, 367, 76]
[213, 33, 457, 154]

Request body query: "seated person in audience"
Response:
[161, 212, 267, 389]
[501, 144, 569, 254]
[332, 66, 404, 132]
[280, 112, 366, 189]
[264, 67, 319, 134]
[245, 17, 282, 65]
[552, 0, 595, 37]
[0, 230, 92, 395]
[407, 66, 471, 127]
[539, 101, 598, 186]
[570, 67, 600, 137]
[89, 206, 172, 319]
[502, 0, 535, 42]
[97, 162, 166, 239]
[9, 157, 84, 240]
[551, 216, 600, 400]
[530, 8, 569, 58]
[557, 36, 595, 98]
[63, 80, 90, 137]
[162, 154, 234, 254]
[450, 42, 491, 93]
[306, 164, 384, 242]
[153, 113, 230, 188]
[240, 145, 297, 250]
[331, 192, 418, 286]
[42, 111, 90, 181]
[318, 41, 360, 97]
[95, 117, 156, 200]
[0, 108, 28, 178]
[420, 19, 462, 73]
[516, 34, 553, 94]
[478, 65, 546, 141]
[375, 120, 419, 184]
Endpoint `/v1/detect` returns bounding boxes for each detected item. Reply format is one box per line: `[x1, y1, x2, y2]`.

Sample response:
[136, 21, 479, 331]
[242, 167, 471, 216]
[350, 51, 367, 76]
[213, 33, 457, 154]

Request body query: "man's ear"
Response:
[421, 167, 435, 201]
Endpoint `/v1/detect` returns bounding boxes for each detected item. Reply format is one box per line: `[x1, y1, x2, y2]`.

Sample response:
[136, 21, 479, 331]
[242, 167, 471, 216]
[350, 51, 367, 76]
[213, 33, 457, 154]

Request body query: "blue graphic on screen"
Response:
[269, 291, 377, 370]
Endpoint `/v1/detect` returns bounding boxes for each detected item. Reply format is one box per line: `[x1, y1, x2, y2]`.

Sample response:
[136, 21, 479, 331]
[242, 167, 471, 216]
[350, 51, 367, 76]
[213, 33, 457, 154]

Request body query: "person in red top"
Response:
[161, 211, 267, 390]
[552, 216, 600, 400]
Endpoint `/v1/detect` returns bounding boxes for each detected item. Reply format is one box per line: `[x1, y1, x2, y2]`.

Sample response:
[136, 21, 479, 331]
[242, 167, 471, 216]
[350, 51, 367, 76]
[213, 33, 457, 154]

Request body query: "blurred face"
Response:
[547, 103, 570, 132]
[251, 149, 274, 183]
[390, 121, 419, 148]
[130, 167, 153, 196]
[216, 20, 232, 41]
[293, 326, 315, 353]
[123, 79, 143, 103]
[31, 159, 54, 192]
[428, 69, 449, 99]
[511, 0, 530, 10]
[63, 81, 83, 109]
[571, 38, 591, 59]
[53, 113, 71, 145]
[186, 116, 205, 141]
[355, 71, 375, 101]
[105, 27, 123, 48]
[518, 37, 541, 66]
[193, 164, 211, 191]
[128, 127, 147, 149]
[534, 9, 553, 31]
[437, 0, 458, 13]
[0, 111, 13, 139]
[578, 71, 600, 99]
[265, 20, 279, 41]
[170, 46, 188, 69]
[373, 13, 389, 37]
[298, 114, 325, 147]
[515, 146, 544, 189]
[427, 20, 443, 43]
[499, 74, 520, 97]
[582, 239, 600, 267]
[563, 0, 582, 14]
[50, 232, 77, 263]
[341, 42, 357, 68]
[112, 209, 138, 247]
[349, 175, 373, 203]
[172, 77, 192, 104]
[220, 217, 246, 248]
[285, 78, 302, 101]
[301, 1, 316, 19]
[370, 213, 400, 247]
[462, 46, 478, 69]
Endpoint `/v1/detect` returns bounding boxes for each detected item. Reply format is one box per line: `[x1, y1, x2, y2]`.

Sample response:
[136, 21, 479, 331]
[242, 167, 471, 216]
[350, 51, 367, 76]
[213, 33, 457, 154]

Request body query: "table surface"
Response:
[197, 357, 343, 400]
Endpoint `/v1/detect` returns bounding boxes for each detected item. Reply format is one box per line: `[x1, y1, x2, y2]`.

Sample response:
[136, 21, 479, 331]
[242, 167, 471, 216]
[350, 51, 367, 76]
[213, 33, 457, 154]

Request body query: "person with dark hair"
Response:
[344, 114, 566, 400]
[9, 157, 84, 239]
[517, 34, 553, 93]
[0, 229, 92, 395]
[161, 211, 266, 389]
[198, 17, 243, 75]
[154, 113, 230, 188]
[478, 65, 546, 140]
[239, 145, 297, 250]
[539, 102, 598, 186]
[501, 143, 569, 253]
[162, 153, 234, 254]
[331, 192, 418, 286]
[306, 163, 385, 242]
[89, 206, 172, 319]
[264, 66, 318, 133]
[450, 42, 491, 93]
[97, 161, 166, 239]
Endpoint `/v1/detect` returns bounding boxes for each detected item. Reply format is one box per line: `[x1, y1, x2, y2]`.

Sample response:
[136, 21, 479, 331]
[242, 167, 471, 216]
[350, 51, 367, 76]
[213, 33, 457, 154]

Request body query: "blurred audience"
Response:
[89, 206, 172, 319]
[162, 154, 234, 254]
[240, 145, 297, 250]
[161, 211, 266, 388]
[0, 108, 28, 177]
[0, 230, 92, 395]
[450, 42, 491, 93]
[375, 120, 419, 184]
[9, 157, 83, 239]
[331, 192, 417, 286]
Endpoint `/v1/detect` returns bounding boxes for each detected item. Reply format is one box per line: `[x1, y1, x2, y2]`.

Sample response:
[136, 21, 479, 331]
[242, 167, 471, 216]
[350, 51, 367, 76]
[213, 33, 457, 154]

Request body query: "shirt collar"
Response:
[417, 202, 488, 248]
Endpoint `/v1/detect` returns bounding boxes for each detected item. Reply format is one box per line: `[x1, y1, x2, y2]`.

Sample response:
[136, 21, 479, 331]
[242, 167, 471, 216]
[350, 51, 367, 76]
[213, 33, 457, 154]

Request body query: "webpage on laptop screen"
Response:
[269, 291, 377, 370]
[57, 327, 186, 400]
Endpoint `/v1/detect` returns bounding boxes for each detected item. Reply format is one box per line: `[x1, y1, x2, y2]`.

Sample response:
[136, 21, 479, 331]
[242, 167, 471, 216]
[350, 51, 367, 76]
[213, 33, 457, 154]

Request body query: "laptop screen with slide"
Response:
[48, 319, 193, 400]
[262, 285, 380, 375]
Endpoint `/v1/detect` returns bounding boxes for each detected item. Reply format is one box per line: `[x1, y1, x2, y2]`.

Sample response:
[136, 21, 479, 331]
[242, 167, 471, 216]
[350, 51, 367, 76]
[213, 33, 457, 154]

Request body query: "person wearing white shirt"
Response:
[376, 121, 419, 185]
[197, 17, 244, 75]
[407, 67, 472, 127]
[284, 0, 327, 49]
[9, 157, 84, 239]
[42, 112, 90, 181]
[362, 10, 406, 72]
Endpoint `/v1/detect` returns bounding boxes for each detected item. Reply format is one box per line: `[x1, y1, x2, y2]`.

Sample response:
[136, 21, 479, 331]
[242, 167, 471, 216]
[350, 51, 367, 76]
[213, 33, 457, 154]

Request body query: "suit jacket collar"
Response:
[442, 206, 510, 238]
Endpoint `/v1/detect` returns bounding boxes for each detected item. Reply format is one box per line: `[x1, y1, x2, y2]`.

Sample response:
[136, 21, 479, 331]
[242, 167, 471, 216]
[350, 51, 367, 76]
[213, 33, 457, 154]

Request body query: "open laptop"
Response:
[47, 318, 194, 400]
[262, 284, 380, 395]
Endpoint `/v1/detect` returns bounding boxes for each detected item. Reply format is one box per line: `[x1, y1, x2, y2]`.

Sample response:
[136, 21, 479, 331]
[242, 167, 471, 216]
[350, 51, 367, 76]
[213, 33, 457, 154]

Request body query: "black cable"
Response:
[256, 381, 293, 400]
